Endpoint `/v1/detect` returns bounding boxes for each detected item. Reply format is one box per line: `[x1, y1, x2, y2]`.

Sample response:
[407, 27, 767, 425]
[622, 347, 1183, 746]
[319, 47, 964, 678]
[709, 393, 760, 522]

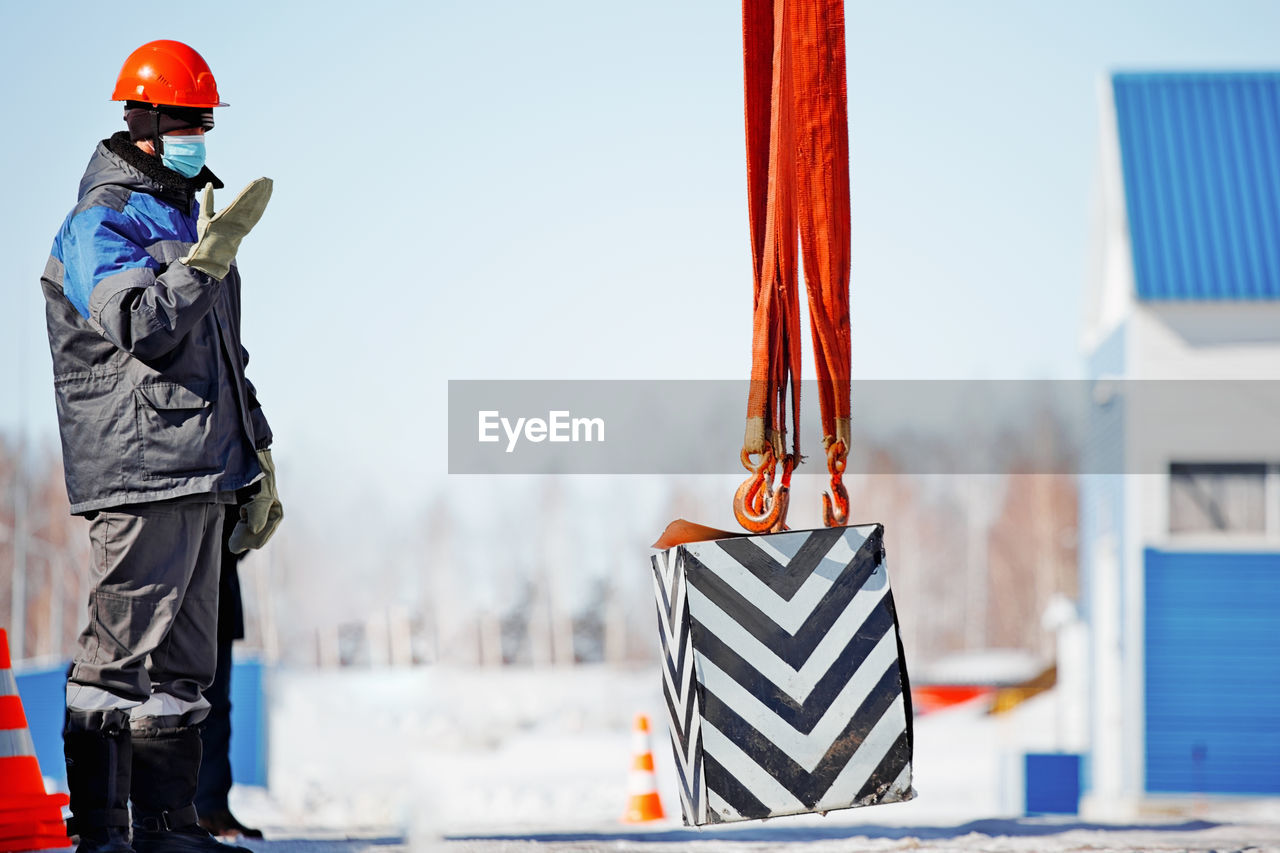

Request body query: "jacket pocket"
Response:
[135, 382, 219, 479]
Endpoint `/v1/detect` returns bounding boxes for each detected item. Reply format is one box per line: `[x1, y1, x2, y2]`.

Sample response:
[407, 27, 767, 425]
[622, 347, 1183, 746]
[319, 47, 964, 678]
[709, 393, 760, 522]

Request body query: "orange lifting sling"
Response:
[735, 0, 852, 533]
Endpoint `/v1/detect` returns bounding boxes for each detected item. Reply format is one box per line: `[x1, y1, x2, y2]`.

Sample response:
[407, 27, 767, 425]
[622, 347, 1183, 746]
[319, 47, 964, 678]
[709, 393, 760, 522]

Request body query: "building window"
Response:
[1169, 463, 1267, 534]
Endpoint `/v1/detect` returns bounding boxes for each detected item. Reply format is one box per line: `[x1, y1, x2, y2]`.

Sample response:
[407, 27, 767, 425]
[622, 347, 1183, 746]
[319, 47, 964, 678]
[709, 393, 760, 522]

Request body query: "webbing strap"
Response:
[134, 804, 199, 833]
[738, 0, 852, 530]
[793, 0, 852, 444]
[743, 0, 799, 464]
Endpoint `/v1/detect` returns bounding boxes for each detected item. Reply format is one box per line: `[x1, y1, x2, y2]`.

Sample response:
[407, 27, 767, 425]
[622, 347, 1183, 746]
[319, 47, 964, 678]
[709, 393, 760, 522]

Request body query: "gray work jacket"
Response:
[41, 133, 272, 514]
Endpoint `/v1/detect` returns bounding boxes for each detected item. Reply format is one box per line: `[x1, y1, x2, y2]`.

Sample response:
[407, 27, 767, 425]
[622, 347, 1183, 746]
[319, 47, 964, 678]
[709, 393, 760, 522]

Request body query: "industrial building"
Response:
[1081, 70, 1280, 812]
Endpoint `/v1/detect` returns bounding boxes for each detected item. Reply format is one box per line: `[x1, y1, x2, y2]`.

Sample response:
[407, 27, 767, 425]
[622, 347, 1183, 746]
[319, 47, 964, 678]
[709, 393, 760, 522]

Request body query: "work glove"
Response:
[180, 178, 274, 281]
[229, 449, 283, 554]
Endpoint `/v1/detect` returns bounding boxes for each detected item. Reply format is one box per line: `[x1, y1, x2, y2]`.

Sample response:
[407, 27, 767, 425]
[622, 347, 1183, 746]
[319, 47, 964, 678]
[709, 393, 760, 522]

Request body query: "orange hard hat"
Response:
[111, 40, 227, 108]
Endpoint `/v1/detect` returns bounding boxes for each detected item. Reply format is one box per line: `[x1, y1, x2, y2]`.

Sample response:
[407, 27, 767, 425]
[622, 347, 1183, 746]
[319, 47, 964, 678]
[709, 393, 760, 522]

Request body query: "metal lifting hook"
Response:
[733, 447, 793, 533]
[822, 440, 849, 527]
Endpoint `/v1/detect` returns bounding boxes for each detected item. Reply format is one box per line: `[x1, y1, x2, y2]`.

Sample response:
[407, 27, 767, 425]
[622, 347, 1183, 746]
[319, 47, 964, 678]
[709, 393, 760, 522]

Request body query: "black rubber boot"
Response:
[130, 725, 251, 853]
[64, 708, 135, 853]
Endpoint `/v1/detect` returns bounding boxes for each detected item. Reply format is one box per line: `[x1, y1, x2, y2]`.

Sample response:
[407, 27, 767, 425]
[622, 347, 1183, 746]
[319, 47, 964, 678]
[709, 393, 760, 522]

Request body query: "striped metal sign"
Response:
[652, 524, 914, 825]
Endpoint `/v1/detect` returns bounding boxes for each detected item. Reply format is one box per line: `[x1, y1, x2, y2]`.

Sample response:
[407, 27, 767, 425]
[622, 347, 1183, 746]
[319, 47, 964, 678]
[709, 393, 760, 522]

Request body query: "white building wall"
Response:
[1082, 76, 1135, 355]
[1081, 75, 1141, 817]
[1129, 303, 1280, 380]
[1098, 288, 1280, 815]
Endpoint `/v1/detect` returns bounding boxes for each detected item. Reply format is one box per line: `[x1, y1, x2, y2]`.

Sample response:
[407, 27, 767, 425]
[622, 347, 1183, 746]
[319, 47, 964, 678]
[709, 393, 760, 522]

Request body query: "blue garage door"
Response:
[1145, 548, 1280, 794]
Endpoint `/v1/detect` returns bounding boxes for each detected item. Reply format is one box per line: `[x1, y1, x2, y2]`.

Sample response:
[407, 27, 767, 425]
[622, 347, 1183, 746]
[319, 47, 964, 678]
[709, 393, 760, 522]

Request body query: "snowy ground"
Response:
[222, 666, 1280, 852]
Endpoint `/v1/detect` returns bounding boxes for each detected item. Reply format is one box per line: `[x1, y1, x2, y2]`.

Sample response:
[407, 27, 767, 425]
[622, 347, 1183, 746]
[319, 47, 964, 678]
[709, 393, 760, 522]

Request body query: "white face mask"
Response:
[160, 134, 207, 178]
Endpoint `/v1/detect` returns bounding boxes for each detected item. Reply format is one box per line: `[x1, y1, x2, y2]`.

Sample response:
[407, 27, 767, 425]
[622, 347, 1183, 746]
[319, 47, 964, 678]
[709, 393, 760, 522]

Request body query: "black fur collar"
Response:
[106, 131, 224, 194]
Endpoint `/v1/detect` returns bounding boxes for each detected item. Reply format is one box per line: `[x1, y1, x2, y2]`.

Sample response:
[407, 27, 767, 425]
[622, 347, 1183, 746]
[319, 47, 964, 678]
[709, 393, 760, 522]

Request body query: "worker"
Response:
[40, 40, 282, 853]
[194, 505, 264, 840]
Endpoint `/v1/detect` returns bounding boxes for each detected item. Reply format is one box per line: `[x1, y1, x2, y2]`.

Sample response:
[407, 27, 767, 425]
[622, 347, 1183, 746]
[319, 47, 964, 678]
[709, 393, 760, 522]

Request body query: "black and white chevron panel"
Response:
[650, 524, 914, 825]
[652, 546, 707, 824]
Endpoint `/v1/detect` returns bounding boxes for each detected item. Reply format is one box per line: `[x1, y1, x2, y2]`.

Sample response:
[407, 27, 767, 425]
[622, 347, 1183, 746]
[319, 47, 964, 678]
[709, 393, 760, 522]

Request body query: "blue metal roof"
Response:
[1113, 72, 1280, 300]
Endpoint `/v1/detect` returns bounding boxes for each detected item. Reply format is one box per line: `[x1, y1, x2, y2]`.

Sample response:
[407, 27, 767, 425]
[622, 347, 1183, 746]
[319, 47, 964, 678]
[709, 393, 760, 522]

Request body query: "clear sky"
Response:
[4, 0, 1280, 533]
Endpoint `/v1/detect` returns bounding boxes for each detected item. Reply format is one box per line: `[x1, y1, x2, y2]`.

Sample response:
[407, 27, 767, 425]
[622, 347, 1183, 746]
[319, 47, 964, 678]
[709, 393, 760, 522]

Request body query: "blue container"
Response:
[15, 659, 268, 789]
[227, 658, 268, 787]
[1024, 752, 1081, 815]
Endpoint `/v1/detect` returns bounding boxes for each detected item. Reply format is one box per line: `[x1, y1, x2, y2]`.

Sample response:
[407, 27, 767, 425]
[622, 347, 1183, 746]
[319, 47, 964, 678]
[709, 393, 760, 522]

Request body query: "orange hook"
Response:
[734, 447, 792, 533]
[822, 440, 849, 527]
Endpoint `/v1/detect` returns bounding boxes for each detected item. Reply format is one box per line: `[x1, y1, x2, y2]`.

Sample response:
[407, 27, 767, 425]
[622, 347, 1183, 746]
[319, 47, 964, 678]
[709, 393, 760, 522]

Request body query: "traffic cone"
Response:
[622, 713, 665, 823]
[0, 629, 71, 852]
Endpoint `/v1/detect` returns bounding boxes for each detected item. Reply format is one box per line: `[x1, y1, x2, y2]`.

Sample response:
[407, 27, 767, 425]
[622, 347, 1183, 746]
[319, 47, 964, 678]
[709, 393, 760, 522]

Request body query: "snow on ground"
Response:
[226, 665, 1280, 852]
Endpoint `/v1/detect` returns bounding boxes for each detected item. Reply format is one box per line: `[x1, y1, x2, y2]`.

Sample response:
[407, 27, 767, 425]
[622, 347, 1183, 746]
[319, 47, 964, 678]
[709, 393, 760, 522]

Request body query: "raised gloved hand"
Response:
[180, 178, 273, 281]
[228, 449, 283, 554]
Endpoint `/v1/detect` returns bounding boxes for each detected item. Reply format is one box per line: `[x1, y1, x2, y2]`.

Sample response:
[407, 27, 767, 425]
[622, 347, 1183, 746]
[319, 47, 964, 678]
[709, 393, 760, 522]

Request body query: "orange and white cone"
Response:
[0, 629, 71, 852]
[622, 713, 665, 823]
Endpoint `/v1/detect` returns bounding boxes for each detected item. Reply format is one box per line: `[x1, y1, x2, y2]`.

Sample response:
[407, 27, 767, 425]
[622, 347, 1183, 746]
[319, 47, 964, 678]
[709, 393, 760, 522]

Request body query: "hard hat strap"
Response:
[151, 109, 163, 157]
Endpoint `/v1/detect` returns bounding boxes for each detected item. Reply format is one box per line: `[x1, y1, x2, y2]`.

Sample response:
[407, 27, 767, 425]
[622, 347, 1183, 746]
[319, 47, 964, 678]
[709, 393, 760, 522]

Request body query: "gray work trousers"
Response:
[68, 498, 226, 708]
